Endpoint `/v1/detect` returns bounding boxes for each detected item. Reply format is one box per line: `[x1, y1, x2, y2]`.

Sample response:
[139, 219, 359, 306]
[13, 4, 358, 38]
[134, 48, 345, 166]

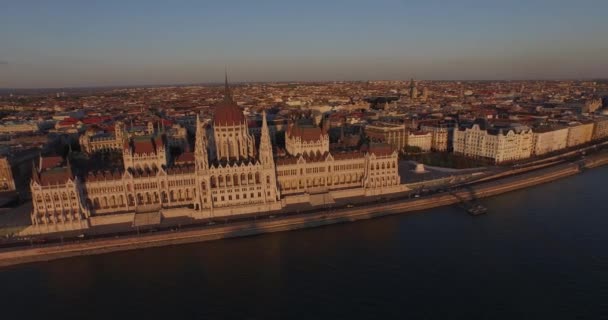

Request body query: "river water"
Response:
[1, 167, 608, 319]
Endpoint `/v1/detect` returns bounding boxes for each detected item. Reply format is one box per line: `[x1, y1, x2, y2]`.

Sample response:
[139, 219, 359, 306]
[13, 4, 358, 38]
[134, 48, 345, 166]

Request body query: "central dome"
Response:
[213, 73, 245, 126]
[213, 98, 245, 126]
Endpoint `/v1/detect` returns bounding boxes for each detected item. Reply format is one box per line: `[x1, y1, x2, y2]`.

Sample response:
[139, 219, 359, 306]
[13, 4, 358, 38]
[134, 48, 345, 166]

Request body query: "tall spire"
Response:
[224, 67, 232, 102]
[261, 110, 269, 134]
[66, 156, 74, 178]
[259, 109, 273, 166]
[31, 160, 39, 184]
[195, 112, 209, 170]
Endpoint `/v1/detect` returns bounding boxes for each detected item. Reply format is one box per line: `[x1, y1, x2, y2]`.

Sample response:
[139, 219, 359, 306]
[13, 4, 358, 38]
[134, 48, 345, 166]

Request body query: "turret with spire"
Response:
[259, 110, 274, 167]
[224, 68, 232, 102]
[194, 113, 209, 170]
[259, 109, 280, 201]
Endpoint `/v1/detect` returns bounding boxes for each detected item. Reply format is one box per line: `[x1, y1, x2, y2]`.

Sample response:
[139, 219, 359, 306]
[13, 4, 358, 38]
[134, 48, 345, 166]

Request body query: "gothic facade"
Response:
[29, 79, 405, 233]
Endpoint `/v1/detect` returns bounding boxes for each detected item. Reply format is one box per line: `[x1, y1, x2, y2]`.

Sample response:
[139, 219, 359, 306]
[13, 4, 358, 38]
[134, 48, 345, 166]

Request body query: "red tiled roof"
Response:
[332, 151, 365, 160]
[131, 166, 159, 178]
[175, 151, 195, 164]
[287, 123, 325, 142]
[38, 168, 72, 185]
[276, 157, 297, 165]
[213, 100, 245, 126]
[301, 150, 328, 163]
[58, 117, 79, 126]
[410, 130, 430, 136]
[368, 143, 394, 156]
[40, 156, 63, 170]
[82, 116, 112, 125]
[133, 140, 155, 154]
[126, 136, 163, 155]
[84, 169, 123, 182]
[276, 149, 364, 165]
[167, 164, 195, 175]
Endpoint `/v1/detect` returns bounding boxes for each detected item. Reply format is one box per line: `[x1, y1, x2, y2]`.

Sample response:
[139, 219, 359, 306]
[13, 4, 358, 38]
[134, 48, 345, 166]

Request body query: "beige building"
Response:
[0, 121, 39, 133]
[407, 131, 432, 152]
[80, 121, 189, 154]
[29, 78, 405, 234]
[592, 117, 608, 140]
[122, 135, 168, 171]
[278, 120, 401, 196]
[454, 122, 533, 163]
[31, 156, 90, 230]
[566, 122, 594, 147]
[285, 120, 330, 156]
[532, 126, 569, 156]
[0, 157, 15, 192]
[583, 98, 602, 113]
[79, 121, 126, 153]
[365, 122, 407, 151]
[420, 124, 449, 151]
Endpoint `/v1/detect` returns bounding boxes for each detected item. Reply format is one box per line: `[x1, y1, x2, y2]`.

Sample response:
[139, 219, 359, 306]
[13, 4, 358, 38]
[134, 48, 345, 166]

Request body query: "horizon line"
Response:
[1, 78, 607, 92]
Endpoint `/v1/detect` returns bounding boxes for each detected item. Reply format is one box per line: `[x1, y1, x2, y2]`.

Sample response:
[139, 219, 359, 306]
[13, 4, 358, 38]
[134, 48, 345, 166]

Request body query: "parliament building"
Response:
[29, 79, 405, 234]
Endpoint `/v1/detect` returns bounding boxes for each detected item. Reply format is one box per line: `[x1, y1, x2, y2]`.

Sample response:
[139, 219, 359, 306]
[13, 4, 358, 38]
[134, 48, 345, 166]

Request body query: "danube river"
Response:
[1, 167, 608, 319]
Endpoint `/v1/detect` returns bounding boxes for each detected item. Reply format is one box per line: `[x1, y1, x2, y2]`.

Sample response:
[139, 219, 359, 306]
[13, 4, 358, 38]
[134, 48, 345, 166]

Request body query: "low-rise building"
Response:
[0, 121, 39, 134]
[454, 121, 533, 163]
[365, 122, 407, 151]
[583, 98, 603, 113]
[420, 124, 449, 151]
[79, 121, 126, 153]
[532, 126, 569, 156]
[407, 131, 432, 152]
[566, 121, 594, 147]
[592, 117, 608, 140]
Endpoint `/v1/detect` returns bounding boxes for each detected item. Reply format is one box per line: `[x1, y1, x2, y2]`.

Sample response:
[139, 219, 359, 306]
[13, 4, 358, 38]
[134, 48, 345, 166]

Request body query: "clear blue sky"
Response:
[1, 0, 607, 88]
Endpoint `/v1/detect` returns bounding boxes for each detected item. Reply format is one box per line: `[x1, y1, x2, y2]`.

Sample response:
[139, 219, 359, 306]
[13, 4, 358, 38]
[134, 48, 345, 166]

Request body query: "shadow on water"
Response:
[445, 184, 484, 215]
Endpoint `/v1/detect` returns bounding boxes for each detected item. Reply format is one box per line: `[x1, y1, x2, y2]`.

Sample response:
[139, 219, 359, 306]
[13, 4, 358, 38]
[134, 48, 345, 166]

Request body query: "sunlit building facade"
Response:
[29, 79, 405, 233]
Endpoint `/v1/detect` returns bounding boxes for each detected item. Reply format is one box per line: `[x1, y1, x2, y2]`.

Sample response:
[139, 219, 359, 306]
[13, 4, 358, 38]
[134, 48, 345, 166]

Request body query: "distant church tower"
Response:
[115, 121, 126, 143]
[409, 78, 418, 101]
[421, 87, 429, 102]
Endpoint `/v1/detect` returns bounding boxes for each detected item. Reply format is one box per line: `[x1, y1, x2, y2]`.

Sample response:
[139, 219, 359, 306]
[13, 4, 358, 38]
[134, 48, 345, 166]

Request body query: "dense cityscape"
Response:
[3, 1, 608, 318]
[0, 77, 606, 237]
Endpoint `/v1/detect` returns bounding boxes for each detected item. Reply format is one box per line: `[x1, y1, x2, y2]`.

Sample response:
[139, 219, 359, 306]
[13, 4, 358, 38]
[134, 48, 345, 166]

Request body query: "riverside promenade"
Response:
[0, 152, 606, 268]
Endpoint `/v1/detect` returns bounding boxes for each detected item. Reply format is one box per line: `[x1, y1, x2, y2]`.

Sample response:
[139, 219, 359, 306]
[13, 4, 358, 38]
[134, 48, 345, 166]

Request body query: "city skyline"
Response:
[2, 2, 608, 318]
[1, 0, 608, 88]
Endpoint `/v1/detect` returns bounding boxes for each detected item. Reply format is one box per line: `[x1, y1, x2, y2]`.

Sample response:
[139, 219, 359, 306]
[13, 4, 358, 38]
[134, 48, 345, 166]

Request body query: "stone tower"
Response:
[409, 78, 418, 101]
